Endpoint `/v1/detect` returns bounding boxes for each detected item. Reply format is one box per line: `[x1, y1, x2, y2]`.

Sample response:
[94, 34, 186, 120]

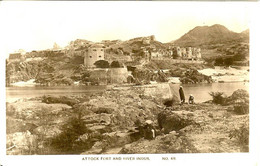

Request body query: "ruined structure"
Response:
[187, 47, 192, 59]
[171, 46, 202, 60]
[142, 37, 151, 45]
[193, 48, 202, 59]
[142, 35, 155, 45]
[8, 53, 25, 62]
[84, 44, 105, 67]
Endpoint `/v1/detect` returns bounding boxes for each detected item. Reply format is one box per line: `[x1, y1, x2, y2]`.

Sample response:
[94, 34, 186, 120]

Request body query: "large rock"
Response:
[227, 89, 249, 104]
[135, 83, 179, 103]
[42, 95, 79, 106]
[158, 110, 195, 134]
[226, 89, 249, 115]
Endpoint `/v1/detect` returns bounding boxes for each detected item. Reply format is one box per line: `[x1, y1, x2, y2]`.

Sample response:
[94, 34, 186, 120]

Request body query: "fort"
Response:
[84, 44, 105, 67]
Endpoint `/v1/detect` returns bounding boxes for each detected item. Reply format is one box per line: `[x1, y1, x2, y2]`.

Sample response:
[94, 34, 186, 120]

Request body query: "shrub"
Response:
[94, 60, 110, 68]
[209, 92, 227, 105]
[110, 61, 122, 68]
[49, 117, 93, 154]
[214, 57, 224, 66]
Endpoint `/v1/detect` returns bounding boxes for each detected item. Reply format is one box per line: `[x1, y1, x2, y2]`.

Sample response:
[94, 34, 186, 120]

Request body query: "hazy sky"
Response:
[0, 1, 251, 56]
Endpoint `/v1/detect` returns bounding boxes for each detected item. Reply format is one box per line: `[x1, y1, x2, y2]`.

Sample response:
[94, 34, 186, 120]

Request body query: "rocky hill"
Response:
[108, 35, 166, 54]
[173, 24, 249, 47]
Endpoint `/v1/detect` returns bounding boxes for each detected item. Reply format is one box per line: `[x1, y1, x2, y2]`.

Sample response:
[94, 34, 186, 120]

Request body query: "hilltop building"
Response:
[84, 44, 105, 67]
[172, 46, 202, 60]
[8, 53, 25, 62]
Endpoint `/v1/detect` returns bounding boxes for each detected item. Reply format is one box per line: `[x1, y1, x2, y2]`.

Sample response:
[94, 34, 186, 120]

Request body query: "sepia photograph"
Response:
[0, 1, 259, 166]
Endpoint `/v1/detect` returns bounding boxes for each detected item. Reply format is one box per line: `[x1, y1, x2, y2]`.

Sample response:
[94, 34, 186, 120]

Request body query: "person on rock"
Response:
[179, 86, 185, 105]
[144, 120, 156, 140]
[188, 94, 194, 104]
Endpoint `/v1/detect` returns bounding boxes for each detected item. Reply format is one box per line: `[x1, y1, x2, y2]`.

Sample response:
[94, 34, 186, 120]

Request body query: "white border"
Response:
[1, 1, 259, 166]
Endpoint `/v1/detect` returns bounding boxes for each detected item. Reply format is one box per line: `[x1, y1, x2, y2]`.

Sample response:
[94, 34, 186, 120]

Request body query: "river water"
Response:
[6, 85, 106, 103]
[6, 82, 249, 103]
[170, 82, 249, 103]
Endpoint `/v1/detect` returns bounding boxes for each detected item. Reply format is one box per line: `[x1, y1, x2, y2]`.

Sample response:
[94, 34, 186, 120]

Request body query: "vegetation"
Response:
[209, 92, 227, 105]
[49, 117, 93, 154]
[110, 61, 123, 68]
[94, 60, 110, 68]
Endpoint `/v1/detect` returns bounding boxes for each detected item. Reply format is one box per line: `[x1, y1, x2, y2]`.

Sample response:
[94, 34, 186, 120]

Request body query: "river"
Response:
[170, 82, 249, 103]
[6, 82, 249, 103]
[6, 85, 106, 103]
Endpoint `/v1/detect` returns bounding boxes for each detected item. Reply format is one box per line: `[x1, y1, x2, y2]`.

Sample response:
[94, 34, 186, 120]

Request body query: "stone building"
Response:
[84, 44, 105, 67]
[194, 48, 202, 59]
[8, 53, 25, 62]
[180, 48, 187, 57]
[173, 47, 182, 57]
[186, 47, 193, 59]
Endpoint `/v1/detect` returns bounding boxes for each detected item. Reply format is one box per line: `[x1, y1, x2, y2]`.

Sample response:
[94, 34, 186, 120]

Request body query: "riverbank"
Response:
[7, 66, 249, 87]
[198, 67, 249, 83]
[6, 85, 249, 155]
[6, 82, 249, 103]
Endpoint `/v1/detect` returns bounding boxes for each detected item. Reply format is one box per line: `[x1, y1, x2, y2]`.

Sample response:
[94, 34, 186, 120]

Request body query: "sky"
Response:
[0, 1, 252, 57]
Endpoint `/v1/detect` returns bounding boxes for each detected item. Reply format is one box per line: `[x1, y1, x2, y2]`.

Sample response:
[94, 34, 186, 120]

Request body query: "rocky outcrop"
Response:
[6, 61, 39, 86]
[120, 133, 198, 154]
[6, 87, 249, 154]
[158, 110, 195, 134]
[226, 89, 249, 115]
[6, 101, 72, 154]
[6, 85, 171, 154]
[136, 83, 179, 104]
[42, 95, 79, 106]
[180, 69, 213, 84]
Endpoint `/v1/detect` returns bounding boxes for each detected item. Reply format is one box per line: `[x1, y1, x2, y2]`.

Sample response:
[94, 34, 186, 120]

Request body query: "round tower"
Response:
[84, 44, 105, 67]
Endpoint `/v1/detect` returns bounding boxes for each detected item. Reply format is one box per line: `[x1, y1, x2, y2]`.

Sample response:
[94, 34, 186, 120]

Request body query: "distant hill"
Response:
[173, 24, 249, 47]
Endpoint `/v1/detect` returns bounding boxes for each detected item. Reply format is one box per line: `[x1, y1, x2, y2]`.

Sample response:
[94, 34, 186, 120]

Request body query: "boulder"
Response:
[227, 89, 249, 105]
[42, 95, 79, 106]
[158, 110, 194, 134]
[136, 83, 179, 103]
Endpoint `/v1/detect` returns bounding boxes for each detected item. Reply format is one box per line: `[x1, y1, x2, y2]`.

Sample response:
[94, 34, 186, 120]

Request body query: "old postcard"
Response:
[0, 1, 259, 166]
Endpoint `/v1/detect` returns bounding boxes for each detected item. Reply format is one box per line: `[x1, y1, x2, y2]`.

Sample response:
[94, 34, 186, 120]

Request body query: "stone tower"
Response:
[84, 44, 105, 67]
